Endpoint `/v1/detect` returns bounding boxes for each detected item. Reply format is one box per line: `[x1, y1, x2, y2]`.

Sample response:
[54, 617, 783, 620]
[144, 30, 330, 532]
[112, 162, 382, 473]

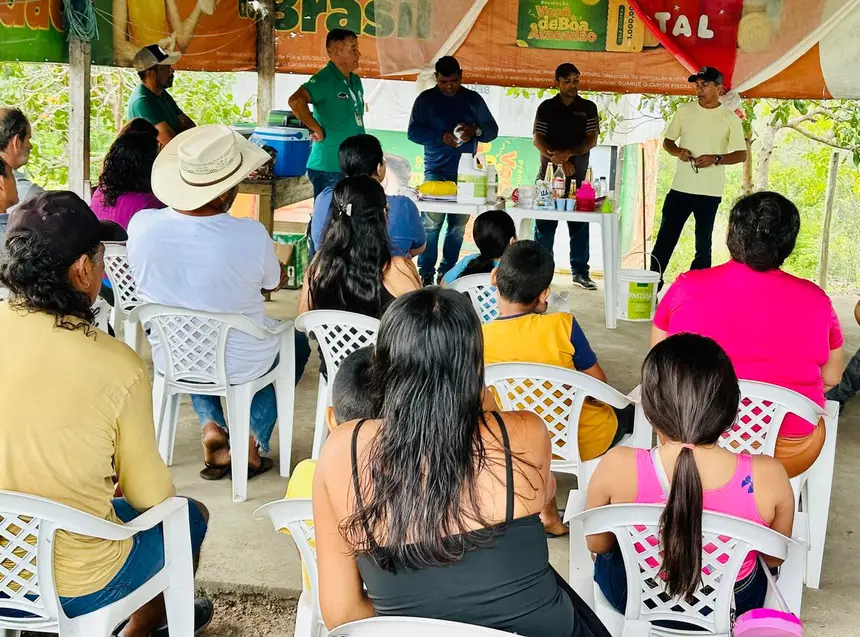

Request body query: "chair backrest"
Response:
[91, 297, 111, 333]
[485, 362, 630, 469]
[573, 504, 794, 635]
[722, 380, 826, 457]
[447, 273, 499, 324]
[129, 303, 274, 389]
[0, 491, 137, 629]
[328, 616, 520, 637]
[294, 310, 379, 380]
[253, 499, 319, 614]
[103, 242, 140, 312]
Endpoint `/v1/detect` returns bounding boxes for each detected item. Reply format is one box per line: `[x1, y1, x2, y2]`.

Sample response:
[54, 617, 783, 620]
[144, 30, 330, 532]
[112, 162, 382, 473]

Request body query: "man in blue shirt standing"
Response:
[408, 56, 499, 285]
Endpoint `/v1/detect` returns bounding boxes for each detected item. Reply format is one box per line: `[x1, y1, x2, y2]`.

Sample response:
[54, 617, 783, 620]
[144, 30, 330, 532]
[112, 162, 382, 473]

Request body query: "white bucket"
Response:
[617, 269, 661, 322]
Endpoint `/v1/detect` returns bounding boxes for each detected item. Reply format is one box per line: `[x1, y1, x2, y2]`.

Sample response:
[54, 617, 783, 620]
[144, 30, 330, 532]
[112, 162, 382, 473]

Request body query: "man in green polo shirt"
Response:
[288, 28, 365, 203]
[127, 44, 196, 146]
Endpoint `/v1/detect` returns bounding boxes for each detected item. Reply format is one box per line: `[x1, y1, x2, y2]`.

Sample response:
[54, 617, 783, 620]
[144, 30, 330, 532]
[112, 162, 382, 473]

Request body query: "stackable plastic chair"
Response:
[571, 504, 805, 637]
[127, 304, 296, 503]
[485, 362, 648, 489]
[328, 617, 520, 637]
[447, 273, 499, 324]
[724, 380, 838, 590]
[91, 297, 111, 334]
[0, 491, 194, 637]
[254, 499, 324, 637]
[103, 243, 143, 352]
[294, 311, 379, 459]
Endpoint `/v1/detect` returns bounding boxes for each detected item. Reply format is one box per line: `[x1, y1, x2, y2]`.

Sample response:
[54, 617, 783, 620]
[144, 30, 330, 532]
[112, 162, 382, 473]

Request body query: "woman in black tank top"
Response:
[312, 288, 611, 637]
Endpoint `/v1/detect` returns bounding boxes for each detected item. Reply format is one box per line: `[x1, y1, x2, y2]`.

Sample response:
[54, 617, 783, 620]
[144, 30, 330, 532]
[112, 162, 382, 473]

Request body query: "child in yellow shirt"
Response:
[283, 346, 375, 587]
[482, 240, 634, 534]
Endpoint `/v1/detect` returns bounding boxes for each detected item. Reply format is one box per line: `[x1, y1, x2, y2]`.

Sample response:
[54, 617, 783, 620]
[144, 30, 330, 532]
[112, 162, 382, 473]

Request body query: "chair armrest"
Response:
[265, 319, 295, 336]
[119, 497, 190, 533]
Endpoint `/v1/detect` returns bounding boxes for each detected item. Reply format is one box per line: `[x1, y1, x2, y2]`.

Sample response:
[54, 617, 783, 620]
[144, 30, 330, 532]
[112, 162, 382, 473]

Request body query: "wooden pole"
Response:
[256, 0, 275, 125]
[818, 151, 840, 290]
[68, 38, 91, 198]
[641, 145, 647, 269]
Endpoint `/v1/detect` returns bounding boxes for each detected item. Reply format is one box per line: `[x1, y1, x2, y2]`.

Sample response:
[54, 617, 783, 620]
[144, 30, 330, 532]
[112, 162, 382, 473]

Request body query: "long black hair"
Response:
[727, 191, 800, 272]
[460, 210, 516, 278]
[641, 333, 740, 600]
[97, 119, 159, 207]
[1, 230, 99, 334]
[308, 175, 392, 318]
[342, 288, 497, 570]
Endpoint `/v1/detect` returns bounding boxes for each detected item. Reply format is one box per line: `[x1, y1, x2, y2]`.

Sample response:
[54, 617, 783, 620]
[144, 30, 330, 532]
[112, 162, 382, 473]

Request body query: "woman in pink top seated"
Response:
[90, 119, 163, 229]
[652, 191, 843, 478]
[586, 334, 794, 618]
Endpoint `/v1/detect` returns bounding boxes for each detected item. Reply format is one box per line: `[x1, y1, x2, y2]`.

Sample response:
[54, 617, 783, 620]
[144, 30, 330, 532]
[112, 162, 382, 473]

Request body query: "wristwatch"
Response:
[715, 155, 723, 165]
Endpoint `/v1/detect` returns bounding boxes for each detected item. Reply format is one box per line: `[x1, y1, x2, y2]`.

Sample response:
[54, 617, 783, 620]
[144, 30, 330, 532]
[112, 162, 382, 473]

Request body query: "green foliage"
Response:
[0, 62, 254, 190]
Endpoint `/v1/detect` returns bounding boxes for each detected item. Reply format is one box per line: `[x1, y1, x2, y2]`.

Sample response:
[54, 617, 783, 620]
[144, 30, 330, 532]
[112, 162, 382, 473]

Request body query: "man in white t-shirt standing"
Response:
[128, 124, 310, 481]
[650, 67, 747, 288]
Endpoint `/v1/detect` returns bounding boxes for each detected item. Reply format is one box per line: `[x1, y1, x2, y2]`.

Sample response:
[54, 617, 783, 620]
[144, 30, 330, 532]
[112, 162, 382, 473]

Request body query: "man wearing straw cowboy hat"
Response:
[127, 124, 311, 481]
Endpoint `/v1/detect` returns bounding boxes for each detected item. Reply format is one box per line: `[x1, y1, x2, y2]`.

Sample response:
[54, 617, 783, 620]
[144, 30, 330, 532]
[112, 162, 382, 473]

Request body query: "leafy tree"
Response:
[0, 63, 254, 190]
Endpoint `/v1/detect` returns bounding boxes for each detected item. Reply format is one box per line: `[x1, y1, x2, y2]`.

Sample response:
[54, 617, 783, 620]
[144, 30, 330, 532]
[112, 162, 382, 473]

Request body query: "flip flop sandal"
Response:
[200, 463, 231, 480]
[545, 508, 569, 539]
[247, 456, 274, 479]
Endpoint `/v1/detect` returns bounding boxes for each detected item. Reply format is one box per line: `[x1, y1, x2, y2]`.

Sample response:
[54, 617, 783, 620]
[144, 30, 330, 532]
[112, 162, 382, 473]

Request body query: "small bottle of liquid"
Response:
[552, 164, 566, 200]
[584, 166, 594, 184]
[487, 164, 498, 203]
[598, 177, 608, 198]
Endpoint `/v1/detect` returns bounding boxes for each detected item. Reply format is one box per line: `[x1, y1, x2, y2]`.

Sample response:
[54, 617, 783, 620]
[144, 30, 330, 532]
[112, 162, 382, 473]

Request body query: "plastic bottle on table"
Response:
[552, 164, 566, 200]
[487, 164, 498, 203]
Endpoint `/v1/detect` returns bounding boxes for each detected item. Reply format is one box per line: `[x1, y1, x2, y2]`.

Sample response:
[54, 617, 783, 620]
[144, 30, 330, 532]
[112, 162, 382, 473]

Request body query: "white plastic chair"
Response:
[294, 311, 379, 459]
[0, 491, 194, 637]
[724, 380, 838, 590]
[91, 297, 111, 334]
[485, 363, 648, 489]
[254, 499, 324, 637]
[570, 503, 805, 637]
[447, 273, 499, 324]
[103, 243, 143, 353]
[328, 617, 520, 637]
[127, 303, 296, 503]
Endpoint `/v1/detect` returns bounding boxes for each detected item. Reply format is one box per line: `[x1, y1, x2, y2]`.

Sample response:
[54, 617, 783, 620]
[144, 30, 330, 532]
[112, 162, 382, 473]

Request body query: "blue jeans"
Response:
[418, 212, 469, 279]
[594, 546, 768, 626]
[190, 332, 311, 453]
[60, 498, 207, 618]
[307, 169, 343, 258]
[534, 219, 590, 276]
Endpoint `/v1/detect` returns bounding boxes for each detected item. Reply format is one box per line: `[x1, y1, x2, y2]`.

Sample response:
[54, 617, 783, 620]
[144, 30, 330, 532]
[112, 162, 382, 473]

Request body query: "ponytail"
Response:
[457, 210, 516, 281]
[659, 447, 704, 600]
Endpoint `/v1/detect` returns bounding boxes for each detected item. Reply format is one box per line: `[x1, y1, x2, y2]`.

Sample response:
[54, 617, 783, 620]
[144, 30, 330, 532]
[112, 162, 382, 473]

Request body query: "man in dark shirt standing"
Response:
[408, 56, 499, 285]
[532, 63, 600, 290]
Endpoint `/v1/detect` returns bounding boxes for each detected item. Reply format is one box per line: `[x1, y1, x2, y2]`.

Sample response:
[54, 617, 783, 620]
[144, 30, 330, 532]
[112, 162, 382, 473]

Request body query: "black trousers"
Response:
[649, 189, 721, 281]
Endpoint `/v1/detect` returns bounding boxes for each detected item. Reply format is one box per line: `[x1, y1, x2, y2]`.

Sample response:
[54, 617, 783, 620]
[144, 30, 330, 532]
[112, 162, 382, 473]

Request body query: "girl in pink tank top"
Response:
[585, 334, 795, 621]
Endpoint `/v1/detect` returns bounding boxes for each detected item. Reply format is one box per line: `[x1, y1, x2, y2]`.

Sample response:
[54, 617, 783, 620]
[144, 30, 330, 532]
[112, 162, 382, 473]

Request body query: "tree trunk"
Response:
[755, 124, 778, 190]
[818, 151, 841, 290]
[742, 136, 754, 194]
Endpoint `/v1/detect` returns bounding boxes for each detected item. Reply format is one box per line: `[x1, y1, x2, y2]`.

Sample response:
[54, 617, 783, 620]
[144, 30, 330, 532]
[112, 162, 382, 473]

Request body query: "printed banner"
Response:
[3, 0, 860, 98]
[516, 0, 609, 52]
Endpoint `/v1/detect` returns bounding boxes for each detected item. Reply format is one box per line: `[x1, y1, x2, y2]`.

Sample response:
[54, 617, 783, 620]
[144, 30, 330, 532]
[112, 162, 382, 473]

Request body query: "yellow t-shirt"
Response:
[664, 102, 746, 197]
[283, 459, 317, 590]
[482, 312, 617, 461]
[0, 303, 175, 597]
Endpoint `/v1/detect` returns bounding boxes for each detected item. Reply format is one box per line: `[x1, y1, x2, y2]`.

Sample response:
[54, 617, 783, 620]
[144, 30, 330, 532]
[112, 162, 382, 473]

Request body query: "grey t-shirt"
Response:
[8, 169, 44, 214]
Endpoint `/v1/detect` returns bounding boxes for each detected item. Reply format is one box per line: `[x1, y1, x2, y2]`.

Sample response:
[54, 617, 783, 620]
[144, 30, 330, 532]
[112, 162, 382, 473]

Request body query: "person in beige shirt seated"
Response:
[0, 192, 211, 637]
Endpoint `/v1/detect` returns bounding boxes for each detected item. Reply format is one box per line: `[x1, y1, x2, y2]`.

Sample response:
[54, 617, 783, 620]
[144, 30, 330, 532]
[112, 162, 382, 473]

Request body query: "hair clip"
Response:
[343, 203, 352, 217]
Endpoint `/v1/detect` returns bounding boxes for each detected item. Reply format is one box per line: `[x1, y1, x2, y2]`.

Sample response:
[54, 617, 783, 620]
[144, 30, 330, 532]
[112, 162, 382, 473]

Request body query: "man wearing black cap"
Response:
[650, 67, 747, 287]
[127, 44, 196, 146]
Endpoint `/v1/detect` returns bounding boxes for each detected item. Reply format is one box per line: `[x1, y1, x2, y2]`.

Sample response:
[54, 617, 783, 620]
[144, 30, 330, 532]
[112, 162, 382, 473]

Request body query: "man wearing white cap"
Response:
[127, 44, 196, 146]
[127, 124, 311, 481]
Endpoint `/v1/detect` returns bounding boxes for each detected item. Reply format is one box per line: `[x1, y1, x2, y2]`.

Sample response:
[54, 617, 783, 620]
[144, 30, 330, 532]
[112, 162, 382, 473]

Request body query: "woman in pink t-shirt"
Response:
[90, 119, 163, 230]
[651, 192, 843, 477]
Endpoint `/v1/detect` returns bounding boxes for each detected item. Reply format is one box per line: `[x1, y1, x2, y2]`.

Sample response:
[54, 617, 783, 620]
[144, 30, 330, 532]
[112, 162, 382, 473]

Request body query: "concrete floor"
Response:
[138, 283, 859, 636]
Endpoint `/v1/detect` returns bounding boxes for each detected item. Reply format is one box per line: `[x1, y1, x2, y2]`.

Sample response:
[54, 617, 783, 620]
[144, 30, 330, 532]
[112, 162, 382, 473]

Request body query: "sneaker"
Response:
[572, 273, 597, 290]
[421, 274, 434, 287]
[150, 597, 215, 637]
